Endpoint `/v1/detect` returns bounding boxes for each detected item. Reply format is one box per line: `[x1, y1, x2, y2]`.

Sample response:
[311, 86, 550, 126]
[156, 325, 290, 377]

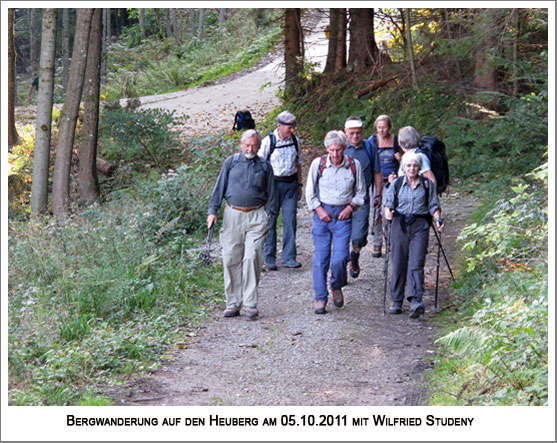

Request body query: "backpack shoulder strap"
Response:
[393, 176, 404, 210]
[267, 132, 276, 159]
[420, 175, 430, 209]
[292, 135, 299, 163]
[362, 139, 374, 162]
[346, 155, 356, 178]
[393, 134, 400, 152]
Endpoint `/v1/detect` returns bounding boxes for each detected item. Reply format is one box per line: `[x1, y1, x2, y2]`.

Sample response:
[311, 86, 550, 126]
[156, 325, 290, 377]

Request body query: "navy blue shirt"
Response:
[344, 140, 381, 197]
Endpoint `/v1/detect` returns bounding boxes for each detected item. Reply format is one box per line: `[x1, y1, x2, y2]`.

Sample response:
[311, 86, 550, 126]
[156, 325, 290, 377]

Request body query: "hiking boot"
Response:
[265, 260, 278, 271]
[244, 306, 259, 320]
[349, 251, 360, 278]
[223, 307, 240, 318]
[332, 288, 344, 308]
[409, 298, 425, 319]
[282, 259, 302, 268]
[389, 301, 403, 315]
[314, 300, 327, 314]
[372, 244, 382, 258]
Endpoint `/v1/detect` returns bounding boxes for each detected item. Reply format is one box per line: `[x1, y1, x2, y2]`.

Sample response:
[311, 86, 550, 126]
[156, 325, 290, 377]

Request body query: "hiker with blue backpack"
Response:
[383, 151, 445, 319]
[305, 130, 366, 314]
[344, 116, 383, 279]
[258, 111, 304, 271]
[367, 114, 400, 258]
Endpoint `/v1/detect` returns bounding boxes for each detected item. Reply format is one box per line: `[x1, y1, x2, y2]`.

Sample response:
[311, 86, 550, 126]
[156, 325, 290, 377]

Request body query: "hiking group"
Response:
[207, 110, 449, 320]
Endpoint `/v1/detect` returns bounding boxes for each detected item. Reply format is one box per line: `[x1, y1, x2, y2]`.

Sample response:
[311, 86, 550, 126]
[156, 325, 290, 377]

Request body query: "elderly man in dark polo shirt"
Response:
[207, 130, 276, 320]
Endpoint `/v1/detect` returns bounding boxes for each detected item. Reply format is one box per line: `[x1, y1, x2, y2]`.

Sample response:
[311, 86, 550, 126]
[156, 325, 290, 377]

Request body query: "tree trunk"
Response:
[79, 8, 102, 205]
[100, 9, 107, 78]
[405, 8, 418, 90]
[171, 8, 180, 44]
[105, 8, 111, 43]
[443, 8, 462, 81]
[197, 8, 205, 40]
[140, 8, 146, 40]
[52, 8, 94, 219]
[512, 8, 520, 97]
[30, 8, 41, 75]
[335, 8, 347, 73]
[189, 9, 196, 37]
[8, 9, 19, 148]
[324, 9, 339, 74]
[284, 8, 303, 97]
[473, 9, 501, 98]
[62, 8, 70, 89]
[219, 8, 227, 24]
[165, 8, 172, 39]
[31, 9, 58, 215]
[347, 8, 379, 73]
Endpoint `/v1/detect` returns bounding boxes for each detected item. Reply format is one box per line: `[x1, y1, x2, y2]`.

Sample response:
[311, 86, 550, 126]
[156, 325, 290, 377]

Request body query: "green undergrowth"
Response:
[429, 160, 548, 405]
[7, 132, 235, 405]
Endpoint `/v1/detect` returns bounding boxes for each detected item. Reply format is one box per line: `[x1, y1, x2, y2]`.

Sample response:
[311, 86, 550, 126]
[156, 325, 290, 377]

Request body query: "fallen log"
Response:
[353, 75, 397, 99]
[72, 146, 115, 176]
[96, 157, 115, 176]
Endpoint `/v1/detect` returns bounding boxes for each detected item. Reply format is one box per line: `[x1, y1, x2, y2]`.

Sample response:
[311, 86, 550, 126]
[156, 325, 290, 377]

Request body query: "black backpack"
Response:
[415, 136, 449, 195]
[232, 110, 256, 130]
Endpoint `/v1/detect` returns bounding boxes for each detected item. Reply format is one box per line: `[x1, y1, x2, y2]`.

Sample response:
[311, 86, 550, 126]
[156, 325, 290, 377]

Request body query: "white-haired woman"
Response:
[392, 126, 437, 186]
[383, 151, 444, 319]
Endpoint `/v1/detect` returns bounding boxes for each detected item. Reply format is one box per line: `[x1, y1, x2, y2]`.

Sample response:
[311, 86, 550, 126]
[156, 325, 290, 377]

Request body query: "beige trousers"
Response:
[220, 205, 269, 309]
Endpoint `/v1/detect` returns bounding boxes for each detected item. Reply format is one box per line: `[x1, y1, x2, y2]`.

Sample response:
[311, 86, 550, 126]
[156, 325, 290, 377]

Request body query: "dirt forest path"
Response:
[111, 193, 474, 406]
[108, 12, 478, 406]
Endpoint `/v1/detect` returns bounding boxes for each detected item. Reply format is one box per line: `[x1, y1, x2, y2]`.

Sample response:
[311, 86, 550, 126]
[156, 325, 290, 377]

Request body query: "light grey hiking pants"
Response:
[220, 205, 269, 310]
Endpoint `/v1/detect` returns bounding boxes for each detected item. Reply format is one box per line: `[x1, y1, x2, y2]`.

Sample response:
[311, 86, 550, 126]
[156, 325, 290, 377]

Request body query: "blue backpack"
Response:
[232, 110, 256, 130]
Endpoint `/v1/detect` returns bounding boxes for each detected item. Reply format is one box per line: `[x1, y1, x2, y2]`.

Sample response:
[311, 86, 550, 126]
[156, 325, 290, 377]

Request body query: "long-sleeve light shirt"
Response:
[257, 129, 303, 177]
[305, 154, 366, 211]
[208, 153, 276, 218]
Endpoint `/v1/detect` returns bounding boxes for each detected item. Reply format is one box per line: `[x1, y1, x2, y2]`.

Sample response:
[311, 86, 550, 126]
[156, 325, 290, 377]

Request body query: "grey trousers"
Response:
[390, 216, 430, 303]
[371, 184, 388, 248]
[220, 205, 269, 310]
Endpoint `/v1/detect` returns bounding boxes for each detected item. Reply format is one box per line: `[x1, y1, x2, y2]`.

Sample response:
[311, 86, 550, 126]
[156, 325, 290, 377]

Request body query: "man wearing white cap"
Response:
[258, 110, 304, 271]
[344, 116, 383, 279]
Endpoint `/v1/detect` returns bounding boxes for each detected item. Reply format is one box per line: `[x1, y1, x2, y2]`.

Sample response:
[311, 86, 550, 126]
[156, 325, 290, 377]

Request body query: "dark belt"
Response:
[227, 203, 264, 213]
[274, 174, 297, 183]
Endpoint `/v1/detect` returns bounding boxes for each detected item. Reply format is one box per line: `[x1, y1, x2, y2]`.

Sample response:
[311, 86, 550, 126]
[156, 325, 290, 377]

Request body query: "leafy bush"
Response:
[99, 107, 186, 166]
[431, 161, 548, 405]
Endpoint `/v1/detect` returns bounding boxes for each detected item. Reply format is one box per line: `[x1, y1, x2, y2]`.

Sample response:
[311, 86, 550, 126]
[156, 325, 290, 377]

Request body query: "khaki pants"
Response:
[220, 205, 269, 310]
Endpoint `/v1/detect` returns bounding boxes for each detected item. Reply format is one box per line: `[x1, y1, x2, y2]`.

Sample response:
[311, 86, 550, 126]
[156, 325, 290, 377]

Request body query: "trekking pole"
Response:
[382, 220, 391, 314]
[370, 204, 377, 236]
[200, 225, 214, 268]
[431, 224, 456, 282]
[434, 233, 441, 309]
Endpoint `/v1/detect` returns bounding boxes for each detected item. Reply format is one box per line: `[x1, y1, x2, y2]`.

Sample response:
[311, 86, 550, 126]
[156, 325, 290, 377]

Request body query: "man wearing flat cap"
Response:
[344, 116, 383, 279]
[258, 111, 304, 271]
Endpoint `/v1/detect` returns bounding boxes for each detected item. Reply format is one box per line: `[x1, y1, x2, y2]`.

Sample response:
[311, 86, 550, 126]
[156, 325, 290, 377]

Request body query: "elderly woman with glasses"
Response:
[383, 151, 444, 319]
